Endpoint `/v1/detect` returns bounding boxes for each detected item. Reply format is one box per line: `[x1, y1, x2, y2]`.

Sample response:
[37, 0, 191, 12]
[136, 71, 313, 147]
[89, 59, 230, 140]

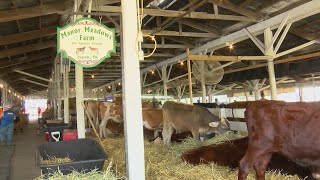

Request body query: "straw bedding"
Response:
[102, 132, 301, 180]
[34, 132, 301, 180]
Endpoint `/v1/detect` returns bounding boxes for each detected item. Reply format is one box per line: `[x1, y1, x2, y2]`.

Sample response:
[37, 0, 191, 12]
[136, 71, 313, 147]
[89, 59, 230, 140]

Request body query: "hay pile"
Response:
[42, 108, 54, 119]
[35, 163, 119, 180]
[40, 157, 73, 165]
[102, 133, 301, 180]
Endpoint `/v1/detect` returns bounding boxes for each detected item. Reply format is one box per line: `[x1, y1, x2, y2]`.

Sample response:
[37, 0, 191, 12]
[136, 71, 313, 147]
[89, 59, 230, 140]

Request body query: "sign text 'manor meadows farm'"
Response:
[60, 26, 112, 41]
[57, 17, 116, 68]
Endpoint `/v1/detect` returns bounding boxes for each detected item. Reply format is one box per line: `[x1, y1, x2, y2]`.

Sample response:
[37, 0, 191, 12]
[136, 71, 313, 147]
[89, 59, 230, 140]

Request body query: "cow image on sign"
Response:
[57, 17, 116, 68]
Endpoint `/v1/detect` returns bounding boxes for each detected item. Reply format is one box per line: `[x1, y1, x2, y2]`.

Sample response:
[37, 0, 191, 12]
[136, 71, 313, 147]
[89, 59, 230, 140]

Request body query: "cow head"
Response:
[208, 118, 230, 134]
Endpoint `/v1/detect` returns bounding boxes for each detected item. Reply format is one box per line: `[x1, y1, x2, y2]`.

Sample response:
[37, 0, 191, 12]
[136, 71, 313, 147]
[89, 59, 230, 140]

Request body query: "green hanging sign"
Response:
[57, 17, 116, 68]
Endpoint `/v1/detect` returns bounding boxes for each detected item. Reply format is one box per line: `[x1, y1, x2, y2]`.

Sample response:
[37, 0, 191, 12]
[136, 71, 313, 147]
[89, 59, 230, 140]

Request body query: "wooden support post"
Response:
[57, 57, 62, 120]
[264, 28, 277, 100]
[298, 83, 303, 102]
[63, 57, 70, 123]
[176, 85, 182, 102]
[53, 57, 58, 119]
[162, 66, 168, 96]
[121, 0, 145, 178]
[74, 0, 86, 139]
[187, 48, 193, 104]
[112, 82, 116, 100]
[201, 81, 206, 103]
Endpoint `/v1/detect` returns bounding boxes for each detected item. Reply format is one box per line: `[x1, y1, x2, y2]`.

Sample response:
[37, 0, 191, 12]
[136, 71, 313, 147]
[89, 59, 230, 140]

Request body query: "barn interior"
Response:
[0, 0, 319, 179]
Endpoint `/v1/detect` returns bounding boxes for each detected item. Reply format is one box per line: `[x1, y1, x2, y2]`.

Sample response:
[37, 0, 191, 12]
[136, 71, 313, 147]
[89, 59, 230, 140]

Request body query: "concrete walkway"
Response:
[10, 122, 46, 180]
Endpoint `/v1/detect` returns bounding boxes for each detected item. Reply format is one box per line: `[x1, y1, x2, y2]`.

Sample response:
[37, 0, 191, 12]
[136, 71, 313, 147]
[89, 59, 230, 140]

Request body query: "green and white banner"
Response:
[57, 17, 116, 68]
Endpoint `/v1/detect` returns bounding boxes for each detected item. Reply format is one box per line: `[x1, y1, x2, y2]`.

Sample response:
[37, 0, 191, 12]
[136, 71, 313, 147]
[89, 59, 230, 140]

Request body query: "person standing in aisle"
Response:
[0, 105, 16, 146]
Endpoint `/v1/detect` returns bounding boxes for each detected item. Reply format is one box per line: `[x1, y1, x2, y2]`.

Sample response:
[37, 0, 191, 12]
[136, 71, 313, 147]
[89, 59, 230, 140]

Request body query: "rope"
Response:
[135, 0, 157, 58]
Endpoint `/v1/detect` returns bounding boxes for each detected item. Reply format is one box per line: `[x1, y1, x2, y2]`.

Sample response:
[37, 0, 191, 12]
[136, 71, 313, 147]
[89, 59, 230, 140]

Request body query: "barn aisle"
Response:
[10, 122, 46, 180]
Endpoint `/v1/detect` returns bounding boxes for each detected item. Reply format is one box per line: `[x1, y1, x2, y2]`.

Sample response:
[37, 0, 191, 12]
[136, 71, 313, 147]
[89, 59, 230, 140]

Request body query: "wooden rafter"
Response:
[0, 41, 55, 59]
[210, 0, 264, 21]
[0, 53, 53, 68]
[93, 5, 258, 22]
[0, 0, 72, 23]
[0, 27, 56, 46]
[179, 19, 221, 35]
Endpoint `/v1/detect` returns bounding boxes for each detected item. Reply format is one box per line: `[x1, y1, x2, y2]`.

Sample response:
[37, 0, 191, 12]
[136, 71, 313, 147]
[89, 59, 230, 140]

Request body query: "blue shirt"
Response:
[0, 110, 15, 128]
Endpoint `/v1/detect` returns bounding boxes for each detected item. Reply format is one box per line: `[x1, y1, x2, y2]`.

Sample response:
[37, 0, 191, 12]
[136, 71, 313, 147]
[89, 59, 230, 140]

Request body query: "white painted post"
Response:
[176, 85, 182, 102]
[200, 62, 206, 103]
[254, 91, 260, 100]
[2, 84, 6, 106]
[121, 0, 145, 178]
[298, 83, 303, 102]
[264, 28, 277, 100]
[63, 57, 70, 123]
[245, 92, 249, 101]
[162, 66, 168, 96]
[74, 0, 85, 138]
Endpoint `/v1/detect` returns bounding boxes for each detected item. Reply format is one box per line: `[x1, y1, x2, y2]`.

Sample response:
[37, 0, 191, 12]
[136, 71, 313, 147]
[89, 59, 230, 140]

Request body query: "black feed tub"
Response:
[44, 123, 71, 142]
[36, 139, 107, 175]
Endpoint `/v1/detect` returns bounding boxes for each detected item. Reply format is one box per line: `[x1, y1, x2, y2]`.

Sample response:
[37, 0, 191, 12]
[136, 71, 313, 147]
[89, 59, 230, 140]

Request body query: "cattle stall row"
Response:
[46, 99, 319, 179]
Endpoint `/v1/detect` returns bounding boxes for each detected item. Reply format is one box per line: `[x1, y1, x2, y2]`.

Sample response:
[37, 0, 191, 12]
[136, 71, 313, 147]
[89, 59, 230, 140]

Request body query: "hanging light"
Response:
[179, 60, 184, 66]
[226, 42, 234, 50]
[108, 86, 111, 89]
[118, 82, 121, 86]
[150, 70, 155, 75]
[91, 74, 95, 79]
[100, 88, 103, 92]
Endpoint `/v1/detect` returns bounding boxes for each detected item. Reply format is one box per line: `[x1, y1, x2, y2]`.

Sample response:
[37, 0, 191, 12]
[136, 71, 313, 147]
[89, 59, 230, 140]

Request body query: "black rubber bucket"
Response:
[36, 139, 107, 175]
[44, 123, 71, 142]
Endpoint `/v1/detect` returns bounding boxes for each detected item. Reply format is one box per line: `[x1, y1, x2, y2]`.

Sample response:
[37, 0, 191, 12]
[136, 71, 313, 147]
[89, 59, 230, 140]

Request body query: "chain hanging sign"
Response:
[57, 17, 116, 68]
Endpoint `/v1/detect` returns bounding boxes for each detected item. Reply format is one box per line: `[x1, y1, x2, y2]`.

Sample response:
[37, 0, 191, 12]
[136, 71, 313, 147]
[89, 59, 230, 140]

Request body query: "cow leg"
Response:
[99, 117, 109, 138]
[254, 153, 272, 180]
[162, 125, 174, 146]
[191, 130, 200, 140]
[154, 129, 161, 138]
[238, 146, 267, 180]
[311, 167, 320, 180]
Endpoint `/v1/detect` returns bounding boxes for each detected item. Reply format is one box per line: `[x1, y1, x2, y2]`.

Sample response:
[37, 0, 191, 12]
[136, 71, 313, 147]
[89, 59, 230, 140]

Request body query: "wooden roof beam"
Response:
[0, 53, 53, 68]
[0, 27, 56, 46]
[179, 19, 222, 35]
[94, 5, 258, 22]
[210, 0, 264, 21]
[0, 0, 72, 23]
[142, 30, 216, 38]
[0, 60, 53, 78]
[289, 27, 320, 43]
[0, 41, 55, 59]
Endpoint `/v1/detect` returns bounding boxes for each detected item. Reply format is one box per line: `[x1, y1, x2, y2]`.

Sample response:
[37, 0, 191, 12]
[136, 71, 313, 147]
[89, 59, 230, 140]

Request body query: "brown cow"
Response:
[162, 101, 230, 146]
[98, 101, 123, 138]
[142, 108, 163, 138]
[238, 101, 320, 180]
[182, 137, 311, 179]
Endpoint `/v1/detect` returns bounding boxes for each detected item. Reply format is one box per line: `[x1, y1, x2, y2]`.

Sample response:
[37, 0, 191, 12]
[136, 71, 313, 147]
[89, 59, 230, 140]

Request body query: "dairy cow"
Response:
[162, 101, 230, 146]
[142, 108, 163, 138]
[238, 101, 320, 180]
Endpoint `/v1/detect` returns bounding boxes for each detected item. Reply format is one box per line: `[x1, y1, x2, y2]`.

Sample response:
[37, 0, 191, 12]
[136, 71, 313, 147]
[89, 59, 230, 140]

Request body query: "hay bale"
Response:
[35, 162, 121, 180]
[101, 132, 300, 180]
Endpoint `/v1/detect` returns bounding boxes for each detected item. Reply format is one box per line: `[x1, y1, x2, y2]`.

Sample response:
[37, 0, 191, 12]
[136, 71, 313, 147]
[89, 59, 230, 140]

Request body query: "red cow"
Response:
[182, 137, 311, 179]
[238, 101, 320, 180]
